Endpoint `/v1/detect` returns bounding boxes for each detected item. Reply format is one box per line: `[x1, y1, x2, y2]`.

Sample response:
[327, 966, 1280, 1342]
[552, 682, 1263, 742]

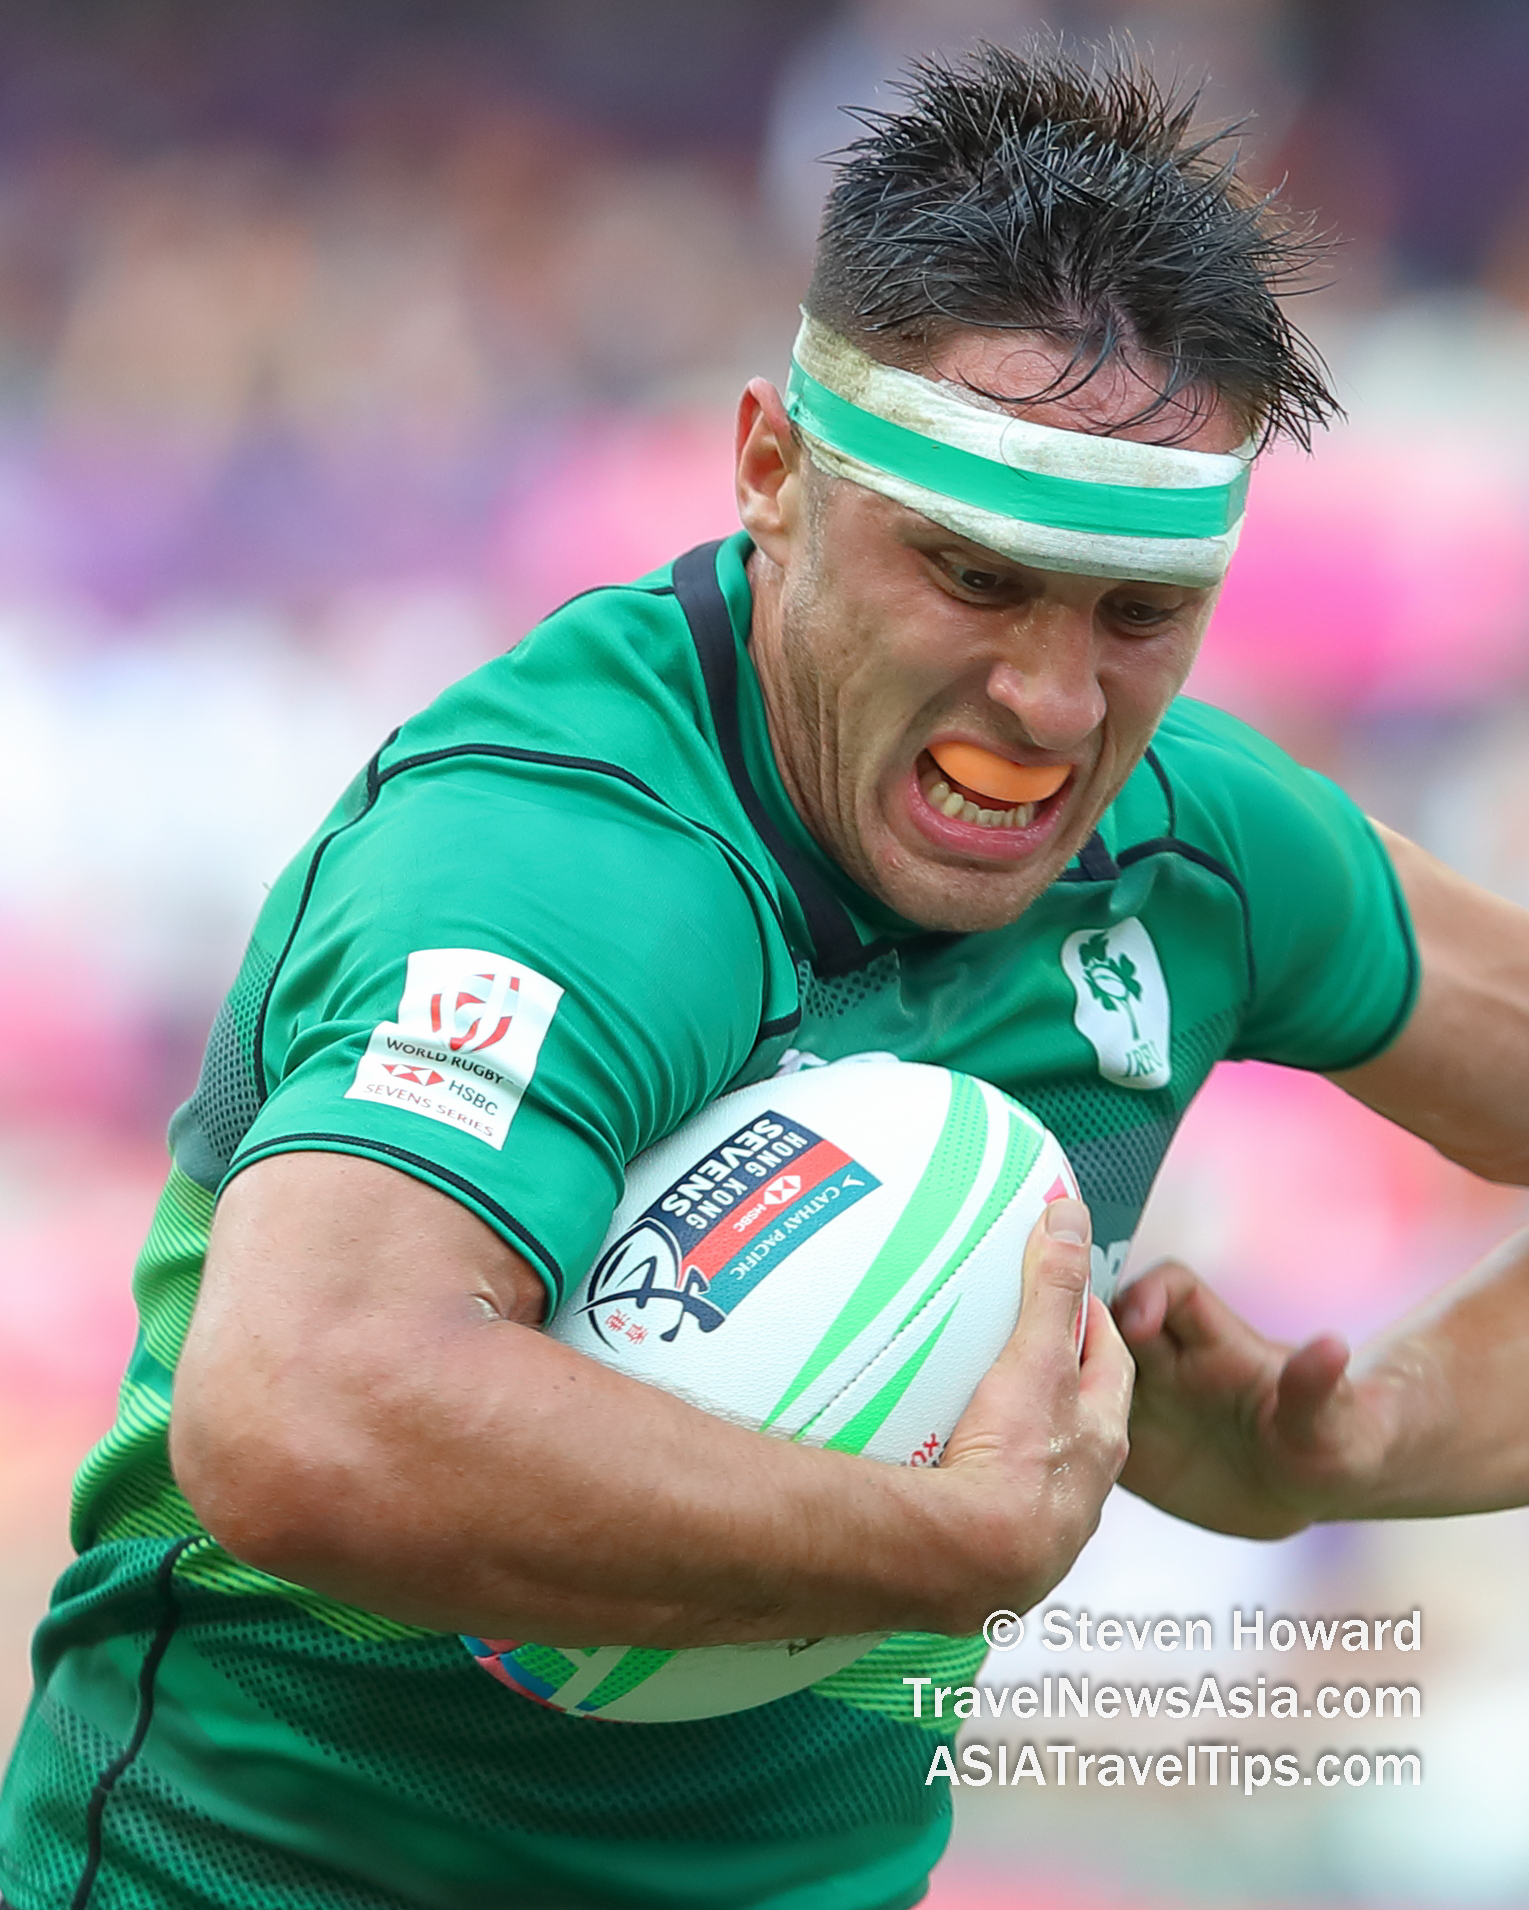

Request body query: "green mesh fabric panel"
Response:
[167, 1580, 943, 1848]
[16, 1540, 948, 1853]
[94, 1769, 426, 1910]
[71, 1166, 214, 1550]
[69, 1167, 432, 1647]
[2, 1690, 423, 1910]
[167, 936, 277, 1192]
[798, 954, 900, 1023]
[1022, 1006, 1238, 1237]
[1172, 1005, 1242, 1092]
[811, 1633, 988, 1731]
[0, 1691, 112, 1904]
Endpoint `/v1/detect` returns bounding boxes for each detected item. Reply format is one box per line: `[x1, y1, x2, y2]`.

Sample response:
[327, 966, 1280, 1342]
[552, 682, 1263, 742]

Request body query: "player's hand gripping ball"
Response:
[464, 1056, 1078, 1722]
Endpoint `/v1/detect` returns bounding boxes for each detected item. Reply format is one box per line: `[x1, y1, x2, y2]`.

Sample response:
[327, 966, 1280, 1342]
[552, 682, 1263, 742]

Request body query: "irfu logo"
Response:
[1078, 933, 1144, 1037]
[1061, 919, 1171, 1091]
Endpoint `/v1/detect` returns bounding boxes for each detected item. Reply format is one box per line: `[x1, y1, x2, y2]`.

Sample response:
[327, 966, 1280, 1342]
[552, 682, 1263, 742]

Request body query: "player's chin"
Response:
[870, 832, 1060, 935]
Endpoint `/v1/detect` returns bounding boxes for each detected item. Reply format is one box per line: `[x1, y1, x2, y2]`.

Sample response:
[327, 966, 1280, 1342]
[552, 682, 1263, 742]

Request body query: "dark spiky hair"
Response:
[806, 43, 1337, 448]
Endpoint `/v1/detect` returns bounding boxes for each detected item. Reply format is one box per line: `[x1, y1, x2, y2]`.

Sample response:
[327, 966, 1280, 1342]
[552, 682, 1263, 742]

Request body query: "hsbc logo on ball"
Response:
[347, 948, 563, 1148]
[761, 1173, 801, 1206]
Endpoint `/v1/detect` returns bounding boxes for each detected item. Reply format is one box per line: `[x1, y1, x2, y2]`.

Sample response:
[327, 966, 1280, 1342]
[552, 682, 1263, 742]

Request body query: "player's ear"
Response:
[735, 377, 803, 564]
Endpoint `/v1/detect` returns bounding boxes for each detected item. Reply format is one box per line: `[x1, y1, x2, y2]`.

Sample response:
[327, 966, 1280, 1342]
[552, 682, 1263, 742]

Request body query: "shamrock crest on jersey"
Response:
[1062, 918, 1172, 1092]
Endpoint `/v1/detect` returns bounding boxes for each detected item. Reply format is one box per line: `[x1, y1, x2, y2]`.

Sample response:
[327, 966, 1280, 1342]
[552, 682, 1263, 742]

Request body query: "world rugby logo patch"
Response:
[345, 947, 563, 1148]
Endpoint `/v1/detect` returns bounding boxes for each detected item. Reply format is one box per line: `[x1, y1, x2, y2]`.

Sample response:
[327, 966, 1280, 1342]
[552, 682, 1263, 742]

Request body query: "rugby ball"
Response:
[464, 1056, 1077, 1722]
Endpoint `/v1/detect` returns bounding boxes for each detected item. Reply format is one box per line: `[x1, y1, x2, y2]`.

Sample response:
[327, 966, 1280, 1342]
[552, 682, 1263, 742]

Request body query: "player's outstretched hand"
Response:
[937, 1198, 1135, 1622]
[1112, 1262, 1402, 1538]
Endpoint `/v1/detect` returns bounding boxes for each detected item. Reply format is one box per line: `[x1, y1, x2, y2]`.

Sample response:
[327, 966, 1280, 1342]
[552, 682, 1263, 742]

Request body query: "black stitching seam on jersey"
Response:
[371, 745, 787, 935]
[254, 740, 791, 1106]
[70, 1537, 198, 1910]
[670, 540, 893, 979]
[1143, 747, 1178, 837]
[1115, 838, 1257, 999]
[366, 727, 400, 804]
[251, 741, 393, 1098]
[229, 1134, 568, 1307]
[504, 579, 676, 648]
[758, 1010, 803, 1040]
[371, 742, 794, 1055]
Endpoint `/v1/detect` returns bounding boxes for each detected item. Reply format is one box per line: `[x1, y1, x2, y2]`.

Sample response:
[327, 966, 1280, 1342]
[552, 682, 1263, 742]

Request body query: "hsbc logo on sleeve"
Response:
[347, 948, 563, 1148]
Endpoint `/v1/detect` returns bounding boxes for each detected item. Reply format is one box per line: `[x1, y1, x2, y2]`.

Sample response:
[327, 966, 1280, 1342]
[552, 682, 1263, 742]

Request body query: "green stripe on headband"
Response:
[786, 362, 1248, 541]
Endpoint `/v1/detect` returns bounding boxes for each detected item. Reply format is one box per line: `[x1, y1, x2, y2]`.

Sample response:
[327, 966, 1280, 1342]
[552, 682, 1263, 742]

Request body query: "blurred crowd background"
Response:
[3, 1, 1529, 1904]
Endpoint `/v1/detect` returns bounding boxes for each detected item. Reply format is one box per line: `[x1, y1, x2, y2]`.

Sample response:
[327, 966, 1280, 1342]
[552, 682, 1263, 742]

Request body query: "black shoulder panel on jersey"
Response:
[671, 540, 888, 977]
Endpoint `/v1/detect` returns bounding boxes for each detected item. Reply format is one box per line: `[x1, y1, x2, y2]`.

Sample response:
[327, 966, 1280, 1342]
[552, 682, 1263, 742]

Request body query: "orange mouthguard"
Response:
[928, 743, 1069, 807]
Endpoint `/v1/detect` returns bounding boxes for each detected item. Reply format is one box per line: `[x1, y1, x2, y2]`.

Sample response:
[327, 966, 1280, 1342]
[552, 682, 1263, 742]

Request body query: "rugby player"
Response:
[4, 43, 1528, 1910]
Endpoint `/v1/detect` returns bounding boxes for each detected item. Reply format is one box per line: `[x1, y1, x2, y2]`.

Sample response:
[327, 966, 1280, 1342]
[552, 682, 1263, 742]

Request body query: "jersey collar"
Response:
[673, 534, 920, 974]
[671, 533, 1119, 971]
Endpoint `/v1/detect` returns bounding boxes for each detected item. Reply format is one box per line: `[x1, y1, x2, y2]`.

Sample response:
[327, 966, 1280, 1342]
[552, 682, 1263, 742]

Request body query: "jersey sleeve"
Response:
[1163, 703, 1420, 1072]
[227, 762, 776, 1316]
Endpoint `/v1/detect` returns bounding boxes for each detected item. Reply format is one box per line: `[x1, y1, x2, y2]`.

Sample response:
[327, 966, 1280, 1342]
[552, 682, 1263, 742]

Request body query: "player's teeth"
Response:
[923, 769, 1043, 830]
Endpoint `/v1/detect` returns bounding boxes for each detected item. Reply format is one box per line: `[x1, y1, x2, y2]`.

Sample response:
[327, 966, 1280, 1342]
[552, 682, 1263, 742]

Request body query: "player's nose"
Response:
[984, 606, 1106, 752]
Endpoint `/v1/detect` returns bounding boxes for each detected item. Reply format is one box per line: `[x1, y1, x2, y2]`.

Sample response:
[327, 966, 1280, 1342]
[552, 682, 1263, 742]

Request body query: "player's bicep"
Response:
[170, 1150, 547, 1559]
[1327, 825, 1529, 1183]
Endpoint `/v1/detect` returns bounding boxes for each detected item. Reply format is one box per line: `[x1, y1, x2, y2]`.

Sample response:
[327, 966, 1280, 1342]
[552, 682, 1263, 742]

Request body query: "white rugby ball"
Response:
[464, 1056, 1077, 1723]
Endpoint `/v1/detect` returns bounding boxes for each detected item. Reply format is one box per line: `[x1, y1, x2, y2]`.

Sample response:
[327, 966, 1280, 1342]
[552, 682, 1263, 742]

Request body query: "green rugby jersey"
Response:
[1, 534, 1417, 1910]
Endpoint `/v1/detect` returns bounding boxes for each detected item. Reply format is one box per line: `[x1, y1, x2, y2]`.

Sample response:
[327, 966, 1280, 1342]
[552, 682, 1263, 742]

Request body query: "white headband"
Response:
[786, 315, 1254, 587]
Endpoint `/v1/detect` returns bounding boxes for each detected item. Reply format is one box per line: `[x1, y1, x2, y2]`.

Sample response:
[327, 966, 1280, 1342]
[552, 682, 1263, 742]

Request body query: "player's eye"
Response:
[942, 558, 1015, 598]
[1105, 594, 1181, 632]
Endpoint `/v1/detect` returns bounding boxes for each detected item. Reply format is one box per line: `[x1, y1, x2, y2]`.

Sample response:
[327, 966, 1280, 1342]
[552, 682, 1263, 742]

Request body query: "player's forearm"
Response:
[173, 1297, 1056, 1646]
[175, 1152, 1125, 1646]
[1329, 1225, 1529, 1520]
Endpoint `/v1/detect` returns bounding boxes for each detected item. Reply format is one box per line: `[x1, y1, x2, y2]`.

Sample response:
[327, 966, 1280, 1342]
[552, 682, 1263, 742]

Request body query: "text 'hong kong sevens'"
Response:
[574, 1113, 881, 1348]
